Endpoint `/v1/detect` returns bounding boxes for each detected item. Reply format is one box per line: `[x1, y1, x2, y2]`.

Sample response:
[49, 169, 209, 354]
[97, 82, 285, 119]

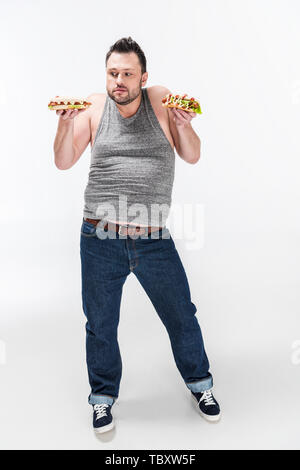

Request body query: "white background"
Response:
[0, 0, 299, 450]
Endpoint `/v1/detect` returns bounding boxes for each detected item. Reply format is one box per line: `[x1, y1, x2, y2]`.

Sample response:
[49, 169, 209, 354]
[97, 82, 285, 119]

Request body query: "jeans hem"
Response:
[185, 375, 213, 393]
[88, 393, 117, 406]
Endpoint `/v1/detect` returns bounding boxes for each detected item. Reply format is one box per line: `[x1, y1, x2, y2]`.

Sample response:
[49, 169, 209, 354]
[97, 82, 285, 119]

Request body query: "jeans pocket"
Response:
[80, 220, 97, 237]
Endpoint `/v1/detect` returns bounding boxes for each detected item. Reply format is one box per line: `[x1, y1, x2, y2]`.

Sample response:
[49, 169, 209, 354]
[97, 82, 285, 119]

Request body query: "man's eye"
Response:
[110, 72, 132, 76]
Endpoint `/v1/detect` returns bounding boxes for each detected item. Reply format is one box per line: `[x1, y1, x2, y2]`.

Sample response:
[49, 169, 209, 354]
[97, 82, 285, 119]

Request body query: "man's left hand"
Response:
[170, 108, 197, 129]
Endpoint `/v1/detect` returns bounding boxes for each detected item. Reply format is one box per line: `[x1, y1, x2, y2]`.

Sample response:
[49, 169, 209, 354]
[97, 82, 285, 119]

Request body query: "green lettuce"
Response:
[169, 97, 202, 114]
[48, 104, 86, 109]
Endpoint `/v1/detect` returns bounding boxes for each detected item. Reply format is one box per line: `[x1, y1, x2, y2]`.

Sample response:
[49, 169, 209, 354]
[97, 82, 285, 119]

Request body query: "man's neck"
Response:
[115, 89, 143, 118]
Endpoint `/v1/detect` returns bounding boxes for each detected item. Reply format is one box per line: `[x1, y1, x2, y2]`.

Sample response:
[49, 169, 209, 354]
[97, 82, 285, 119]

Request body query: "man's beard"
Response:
[107, 79, 143, 106]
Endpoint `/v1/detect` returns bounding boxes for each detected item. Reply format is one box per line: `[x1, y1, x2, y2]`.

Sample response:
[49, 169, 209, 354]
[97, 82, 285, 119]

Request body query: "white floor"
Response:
[1, 224, 300, 449]
[1, 298, 299, 450]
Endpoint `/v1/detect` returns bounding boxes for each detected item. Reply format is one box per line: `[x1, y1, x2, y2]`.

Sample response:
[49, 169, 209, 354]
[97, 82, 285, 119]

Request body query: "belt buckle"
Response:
[118, 223, 146, 237]
[118, 224, 129, 236]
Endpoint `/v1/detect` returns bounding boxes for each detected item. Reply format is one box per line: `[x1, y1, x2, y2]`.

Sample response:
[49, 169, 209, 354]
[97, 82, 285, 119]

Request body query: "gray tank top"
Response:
[83, 87, 175, 227]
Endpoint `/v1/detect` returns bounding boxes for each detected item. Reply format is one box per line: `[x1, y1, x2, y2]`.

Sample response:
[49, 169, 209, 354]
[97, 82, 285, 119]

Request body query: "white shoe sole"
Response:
[94, 419, 115, 434]
[191, 393, 221, 422]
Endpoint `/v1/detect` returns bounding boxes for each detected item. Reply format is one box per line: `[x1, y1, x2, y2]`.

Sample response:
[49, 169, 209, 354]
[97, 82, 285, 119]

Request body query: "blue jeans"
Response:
[80, 218, 213, 407]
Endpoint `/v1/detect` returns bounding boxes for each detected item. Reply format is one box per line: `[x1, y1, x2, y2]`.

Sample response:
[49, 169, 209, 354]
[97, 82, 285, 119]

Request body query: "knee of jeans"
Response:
[173, 299, 197, 323]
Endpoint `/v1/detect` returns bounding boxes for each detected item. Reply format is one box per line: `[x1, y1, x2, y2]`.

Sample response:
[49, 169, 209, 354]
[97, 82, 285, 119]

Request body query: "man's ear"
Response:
[141, 71, 148, 86]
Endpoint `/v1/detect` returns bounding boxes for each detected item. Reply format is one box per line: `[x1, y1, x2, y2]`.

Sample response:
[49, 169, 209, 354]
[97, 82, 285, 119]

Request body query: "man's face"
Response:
[106, 52, 148, 106]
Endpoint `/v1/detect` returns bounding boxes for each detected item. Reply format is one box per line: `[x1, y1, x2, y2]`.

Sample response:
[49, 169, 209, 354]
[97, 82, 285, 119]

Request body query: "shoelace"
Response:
[94, 403, 110, 420]
[199, 389, 216, 406]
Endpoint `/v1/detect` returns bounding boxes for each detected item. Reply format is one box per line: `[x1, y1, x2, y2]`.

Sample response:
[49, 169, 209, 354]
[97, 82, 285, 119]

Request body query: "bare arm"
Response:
[171, 119, 201, 164]
[53, 94, 95, 170]
[53, 115, 76, 170]
[159, 86, 201, 164]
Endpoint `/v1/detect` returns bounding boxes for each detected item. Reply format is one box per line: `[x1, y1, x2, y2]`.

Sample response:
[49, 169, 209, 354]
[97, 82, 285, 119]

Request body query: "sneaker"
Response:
[93, 403, 114, 433]
[191, 389, 221, 422]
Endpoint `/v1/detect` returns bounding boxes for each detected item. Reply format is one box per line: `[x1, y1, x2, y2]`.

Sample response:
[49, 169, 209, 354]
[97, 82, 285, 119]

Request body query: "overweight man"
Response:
[53, 36, 221, 433]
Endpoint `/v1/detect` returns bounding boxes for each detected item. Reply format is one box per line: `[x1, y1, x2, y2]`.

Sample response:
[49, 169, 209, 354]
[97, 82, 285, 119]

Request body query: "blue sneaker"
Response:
[93, 403, 114, 433]
[191, 389, 221, 422]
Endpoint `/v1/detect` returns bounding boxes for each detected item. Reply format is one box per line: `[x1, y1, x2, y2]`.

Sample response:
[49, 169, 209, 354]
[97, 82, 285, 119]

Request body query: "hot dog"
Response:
[48, 96, 92, 110]
[162, 93, 202, 114]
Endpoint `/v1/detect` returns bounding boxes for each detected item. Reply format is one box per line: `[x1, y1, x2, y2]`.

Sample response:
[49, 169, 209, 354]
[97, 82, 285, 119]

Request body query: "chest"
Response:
[90, 91, 174, 150]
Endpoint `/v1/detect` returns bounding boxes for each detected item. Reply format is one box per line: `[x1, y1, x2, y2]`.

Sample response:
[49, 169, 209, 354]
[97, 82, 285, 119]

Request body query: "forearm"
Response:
[53, 118, 76, 170]
[177, 124, 201, 164]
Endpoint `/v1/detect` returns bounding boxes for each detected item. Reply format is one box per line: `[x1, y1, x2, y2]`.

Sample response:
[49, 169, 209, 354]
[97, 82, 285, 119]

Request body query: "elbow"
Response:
[188, 153, 201, 164]
[54, 146, 76, 170]
[188, 139, 201, 164]
[54, 153, 73, 170]
[55, 160, 71, 170]
[56, 165, 69, 170]
[180, 153, 201, 164]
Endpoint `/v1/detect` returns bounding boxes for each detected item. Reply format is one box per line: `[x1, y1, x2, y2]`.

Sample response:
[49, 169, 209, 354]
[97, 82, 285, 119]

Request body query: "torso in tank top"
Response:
[83, 87, 176, 227]
[90, 87, 174, 150]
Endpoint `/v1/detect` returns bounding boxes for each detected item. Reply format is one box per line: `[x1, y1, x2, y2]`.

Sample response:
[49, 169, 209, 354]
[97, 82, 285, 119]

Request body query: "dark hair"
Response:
[105, 36, 147, 74]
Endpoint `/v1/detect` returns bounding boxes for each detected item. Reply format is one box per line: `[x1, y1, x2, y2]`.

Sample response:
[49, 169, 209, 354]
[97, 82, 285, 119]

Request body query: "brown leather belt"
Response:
[84, 218, 163, 236]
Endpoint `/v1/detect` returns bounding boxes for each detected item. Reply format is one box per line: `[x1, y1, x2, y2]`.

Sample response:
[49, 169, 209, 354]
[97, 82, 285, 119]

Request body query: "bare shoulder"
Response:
[146, 85, 172, 114]
[86, 92, 106, 111]
[147, 85, 172, 118]
[81, 92, 106, 121]
[87, 93, 107, 147]
[146, 86, 175, 150]
[87, 92, 106, 101]
[147, 85, 171, 101]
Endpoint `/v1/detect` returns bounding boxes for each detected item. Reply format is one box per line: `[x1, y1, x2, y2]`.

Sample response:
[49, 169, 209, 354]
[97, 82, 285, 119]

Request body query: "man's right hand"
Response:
[56, 108, 87, 120]
[55, 96, 88, 120]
